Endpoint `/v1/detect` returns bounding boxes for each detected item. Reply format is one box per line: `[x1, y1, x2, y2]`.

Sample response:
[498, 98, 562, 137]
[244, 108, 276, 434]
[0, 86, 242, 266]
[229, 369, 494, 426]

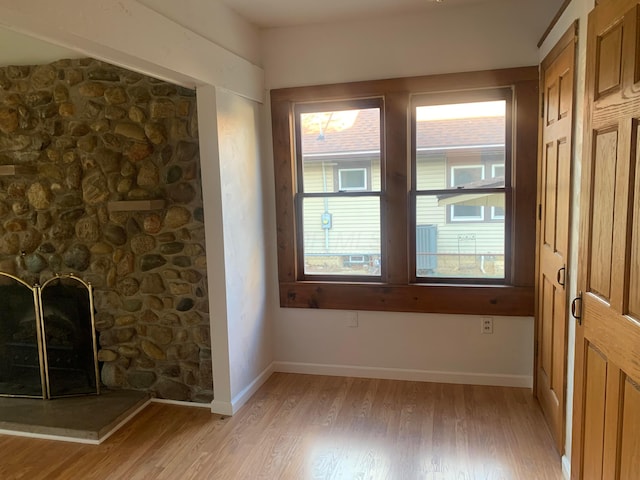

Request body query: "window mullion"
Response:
[384, 92, 410, 285]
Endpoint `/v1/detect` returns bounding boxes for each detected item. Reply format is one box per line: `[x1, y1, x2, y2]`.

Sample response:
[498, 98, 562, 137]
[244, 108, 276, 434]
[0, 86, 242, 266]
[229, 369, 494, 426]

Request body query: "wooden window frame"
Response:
[294, 98, 383, 281]
[271, 67, 538, 316]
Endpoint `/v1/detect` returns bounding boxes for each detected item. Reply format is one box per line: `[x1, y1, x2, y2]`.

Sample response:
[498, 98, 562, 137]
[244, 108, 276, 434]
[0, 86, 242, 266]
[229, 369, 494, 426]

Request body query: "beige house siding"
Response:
[302, 157, 381, 257]
[416, 156, 504, 254]
[302, 155, 503, 274]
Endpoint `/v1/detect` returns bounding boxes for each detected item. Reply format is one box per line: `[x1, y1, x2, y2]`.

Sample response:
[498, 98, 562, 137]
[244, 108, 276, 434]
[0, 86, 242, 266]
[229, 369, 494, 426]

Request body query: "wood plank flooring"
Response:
[0, 373, 563, 479]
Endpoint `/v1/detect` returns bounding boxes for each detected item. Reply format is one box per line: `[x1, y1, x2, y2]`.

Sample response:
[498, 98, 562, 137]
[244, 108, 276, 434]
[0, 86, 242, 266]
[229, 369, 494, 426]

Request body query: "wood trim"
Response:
[271, 66, 538, 316]
[271, 67, 539, 104]
[541, 21, 579, 71]
[538, 0, 574, 48]
[279, 282, 534, 316]
[271, 99, 297, 283]
[383, 91, 410, 285]
[511, 80, 540, 287]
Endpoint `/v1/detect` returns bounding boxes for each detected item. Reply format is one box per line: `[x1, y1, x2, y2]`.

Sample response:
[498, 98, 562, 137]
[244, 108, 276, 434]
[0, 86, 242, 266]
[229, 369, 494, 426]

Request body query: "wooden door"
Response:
[536, 24, 576, 454]
[572, 0, 640, 478]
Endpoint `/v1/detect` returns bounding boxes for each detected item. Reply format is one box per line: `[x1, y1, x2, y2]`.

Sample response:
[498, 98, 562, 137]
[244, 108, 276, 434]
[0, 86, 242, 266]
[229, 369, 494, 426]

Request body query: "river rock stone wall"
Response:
[0, 59, 212, 402]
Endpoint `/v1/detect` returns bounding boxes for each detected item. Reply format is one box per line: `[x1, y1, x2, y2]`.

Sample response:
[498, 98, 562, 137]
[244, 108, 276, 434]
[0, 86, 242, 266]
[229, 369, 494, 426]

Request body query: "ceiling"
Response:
[222, 0, 487, 28]
[0, 0, 552, 68]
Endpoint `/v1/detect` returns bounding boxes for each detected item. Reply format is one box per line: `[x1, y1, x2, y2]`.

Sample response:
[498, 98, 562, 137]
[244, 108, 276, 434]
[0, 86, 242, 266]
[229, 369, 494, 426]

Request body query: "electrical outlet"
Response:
[346, 311, 358, 328]
[481, 317, 493, 334]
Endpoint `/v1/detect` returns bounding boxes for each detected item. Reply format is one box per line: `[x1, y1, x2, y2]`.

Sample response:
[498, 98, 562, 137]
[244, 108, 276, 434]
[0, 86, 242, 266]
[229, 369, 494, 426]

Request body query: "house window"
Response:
[450, 165, 486, 222]
[338, 168, 367, 191]
[295, 100, 382, 278]
[271, 67, 538, 315]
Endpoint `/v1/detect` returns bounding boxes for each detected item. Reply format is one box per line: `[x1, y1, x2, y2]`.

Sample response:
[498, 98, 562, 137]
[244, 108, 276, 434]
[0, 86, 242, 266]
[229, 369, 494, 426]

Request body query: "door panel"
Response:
[582, 345, 607, 480]
[596, 21, 623, 97]
[544, 141, 558, 248]
[556, 139, 570, 258]
[589, 129, 618, 300]
[619, 377, 640, 478]
[536, 25, 576, 453]
[573, 3, 640, 478]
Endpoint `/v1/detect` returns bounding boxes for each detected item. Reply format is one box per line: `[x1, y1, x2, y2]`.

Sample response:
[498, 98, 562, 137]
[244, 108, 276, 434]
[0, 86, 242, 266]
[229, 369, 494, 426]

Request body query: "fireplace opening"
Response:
[0, 273, 100, 399]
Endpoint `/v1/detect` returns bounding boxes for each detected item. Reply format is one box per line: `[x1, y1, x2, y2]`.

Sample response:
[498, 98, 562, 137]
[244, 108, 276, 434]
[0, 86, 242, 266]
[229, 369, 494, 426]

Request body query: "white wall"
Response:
[0, 27, 81, 65]
[263, 0, 562, 89]
[199, 86, 275, 416]
[261, 1, 565, 389]
[538, 0, 595, 476]
[213, 88, 274, 413]
[137, 0, 262, 66]
[275, 310, 533, 386]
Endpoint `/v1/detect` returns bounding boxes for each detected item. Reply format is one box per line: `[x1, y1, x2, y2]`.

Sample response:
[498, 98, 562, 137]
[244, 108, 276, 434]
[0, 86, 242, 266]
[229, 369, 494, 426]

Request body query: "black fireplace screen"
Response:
[0, 273, 100, 399]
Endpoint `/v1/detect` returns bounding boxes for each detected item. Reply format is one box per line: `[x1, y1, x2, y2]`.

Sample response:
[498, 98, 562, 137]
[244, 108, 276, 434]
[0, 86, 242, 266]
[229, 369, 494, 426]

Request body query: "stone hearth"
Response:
[0, 389, 149, 443]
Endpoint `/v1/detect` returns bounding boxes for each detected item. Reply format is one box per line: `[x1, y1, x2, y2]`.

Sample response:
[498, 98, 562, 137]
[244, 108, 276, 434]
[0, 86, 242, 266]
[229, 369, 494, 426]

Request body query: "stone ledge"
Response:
[0, 165, 36, 175]
[107, 199, 166, 212]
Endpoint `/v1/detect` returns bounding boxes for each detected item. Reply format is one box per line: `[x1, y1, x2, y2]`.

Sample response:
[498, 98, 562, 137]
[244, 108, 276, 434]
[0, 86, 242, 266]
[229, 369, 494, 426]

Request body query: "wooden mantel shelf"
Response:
[107, 199, 166, 212]
[0, 165, 36, 175]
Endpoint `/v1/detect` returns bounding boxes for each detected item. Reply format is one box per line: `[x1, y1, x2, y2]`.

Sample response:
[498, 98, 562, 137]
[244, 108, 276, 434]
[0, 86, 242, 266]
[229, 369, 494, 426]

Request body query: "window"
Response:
[338, 168, 367, 191]
[413, 94, 509, 281]
[271, 67, 538, 315]
[295, 100, 382, 278]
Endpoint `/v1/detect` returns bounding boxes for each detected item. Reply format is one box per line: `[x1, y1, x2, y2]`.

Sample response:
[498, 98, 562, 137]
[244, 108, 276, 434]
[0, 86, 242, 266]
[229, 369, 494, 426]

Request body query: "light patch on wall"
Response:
[0, 27, 81, 66]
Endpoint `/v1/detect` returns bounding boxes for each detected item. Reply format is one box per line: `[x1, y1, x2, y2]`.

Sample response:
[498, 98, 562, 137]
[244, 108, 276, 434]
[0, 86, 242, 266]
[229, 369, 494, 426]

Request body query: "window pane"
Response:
[300, 108, 381, 193]
[339, 168, 367, 191]
[415, 101, 506, 191]
[416, 194, 505, 279]
[302, 196, 381, 276]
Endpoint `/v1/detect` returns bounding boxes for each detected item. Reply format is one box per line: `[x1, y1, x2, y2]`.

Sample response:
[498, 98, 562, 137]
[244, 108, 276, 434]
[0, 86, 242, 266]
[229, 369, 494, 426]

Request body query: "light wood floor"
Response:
[0, 373, 563, 479]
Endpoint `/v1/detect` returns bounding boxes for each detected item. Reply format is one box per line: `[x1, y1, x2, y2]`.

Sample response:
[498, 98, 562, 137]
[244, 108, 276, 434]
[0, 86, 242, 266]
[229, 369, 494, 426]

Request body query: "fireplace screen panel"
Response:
[41, 276, 99, 398]
[0, 274, 44, 398]
[0, 273, 99, 399]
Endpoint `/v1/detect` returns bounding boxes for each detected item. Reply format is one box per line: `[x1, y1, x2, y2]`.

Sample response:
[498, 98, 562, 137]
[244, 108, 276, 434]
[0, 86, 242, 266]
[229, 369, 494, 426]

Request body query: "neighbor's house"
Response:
[300, 108, 506, 278]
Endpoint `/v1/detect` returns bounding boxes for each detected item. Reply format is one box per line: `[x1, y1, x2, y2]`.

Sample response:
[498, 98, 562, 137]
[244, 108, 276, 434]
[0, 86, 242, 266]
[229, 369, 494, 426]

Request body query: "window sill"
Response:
[279, 281, 533, 316]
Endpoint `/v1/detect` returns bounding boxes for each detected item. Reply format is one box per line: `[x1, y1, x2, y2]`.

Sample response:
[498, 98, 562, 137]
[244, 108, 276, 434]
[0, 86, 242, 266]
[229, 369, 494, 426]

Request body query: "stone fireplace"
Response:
[0, 59, 211, 402]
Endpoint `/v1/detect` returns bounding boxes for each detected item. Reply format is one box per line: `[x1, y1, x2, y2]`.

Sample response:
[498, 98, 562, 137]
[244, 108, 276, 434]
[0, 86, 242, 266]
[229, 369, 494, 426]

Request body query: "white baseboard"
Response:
[151, 398, 212, 409]
[211, 399, 233, 416]
[273, 361, 533, 388]
[562, 455, 571, 479]
[212, 362, 275, 416]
